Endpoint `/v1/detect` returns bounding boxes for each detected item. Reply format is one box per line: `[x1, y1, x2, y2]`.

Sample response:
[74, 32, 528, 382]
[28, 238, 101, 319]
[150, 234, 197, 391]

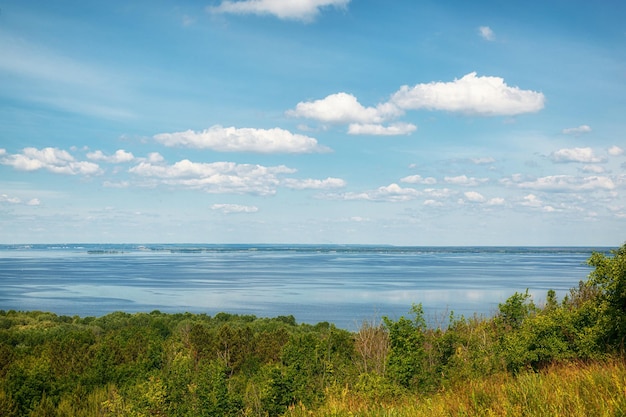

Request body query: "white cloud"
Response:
[521, 194, 542, 207]
[146, 152, 165, 164]
[1, 147, 101, 175]
[0, 194, 21, 204]
[287, 92, 401, 124]
[608, 146, 624, 156]
[463, 191, 486, 203]
[478, 26, 495, 41]
[444, 175, 488, 186]
[283, 177, 346, 190]
[87, 149, 135, 163]
[154, 125, 327, 154]
[516, 175, 615, 192]
[487, 197, 505, 206]
[562, 125, 592, 135]
[550, 147, 604, 163]
[129, 159, 295, 195]
[211, 203, 259, 214]
[0, 149, 5, 156]
[423, 188, 455, 199]
[520, 194, 557, 212]
[390, 72, 545, 116]
[209, 0, 350, 22]
[347, 122, 417, 136]
[0, 194, 41, 206]
[423, 199, 443, 207]
[128, 159, 345, 195]
[400, 174, 437, 185]
[328, 183, 420, 202]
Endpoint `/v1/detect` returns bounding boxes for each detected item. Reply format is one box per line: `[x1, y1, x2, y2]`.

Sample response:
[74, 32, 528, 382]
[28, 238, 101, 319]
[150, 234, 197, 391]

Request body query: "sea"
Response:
[0, 244, 608, 330]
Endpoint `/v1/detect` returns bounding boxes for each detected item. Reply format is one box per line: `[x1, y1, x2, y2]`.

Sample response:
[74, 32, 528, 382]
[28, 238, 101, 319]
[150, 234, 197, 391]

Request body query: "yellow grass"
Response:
[283, 359, 626, 417]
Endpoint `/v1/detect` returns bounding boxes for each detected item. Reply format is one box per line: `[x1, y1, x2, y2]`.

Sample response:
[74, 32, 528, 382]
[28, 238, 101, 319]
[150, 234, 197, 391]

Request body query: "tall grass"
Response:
[283, 359, 626, 417]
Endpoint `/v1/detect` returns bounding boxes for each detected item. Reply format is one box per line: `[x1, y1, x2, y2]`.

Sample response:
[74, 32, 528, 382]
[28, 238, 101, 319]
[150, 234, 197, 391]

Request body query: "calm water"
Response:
[0, 244, 605, 330]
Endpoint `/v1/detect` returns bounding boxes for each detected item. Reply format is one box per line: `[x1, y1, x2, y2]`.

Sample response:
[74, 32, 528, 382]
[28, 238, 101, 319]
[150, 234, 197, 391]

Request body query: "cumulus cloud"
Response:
[390, 72, 545, 116]
[288, 73, 543, 136]
[400, 174, 437, 185]
[287, 92, 401, 124]
[423, 199, 443, 207]
[211, 203, 259, 214]
[0, 194, 41, 206]
[0, 194, 22, 204]
[608, 146, 624, 156]
[327, 183, 420, 202]
[550, 147, 605, 163]
[1, 147, 101, 175]
[487, 197, 505, 206]
[282, 177, 346, 190]
[154, 125, 327, 154]
[516, 175, 615, 192]
[87, 149, 135, 163]
[145, 152, 165, 164]
[423, 188, 455, 199]
[444, 175, 488, 186]
[478, 26, 495, 41]
[128, 159, 341, 195]
[209, 0, 350, 21]
[129, 159, 296, 195]
[562, 125, 592, 135]
[347, 122, 417, 136]
[464, 191, 486, 203]
[520, 194, 556, 212]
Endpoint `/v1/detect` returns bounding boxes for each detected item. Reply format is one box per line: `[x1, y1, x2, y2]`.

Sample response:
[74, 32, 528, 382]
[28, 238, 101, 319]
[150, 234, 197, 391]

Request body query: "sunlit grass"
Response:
[283, 359, 626, 417]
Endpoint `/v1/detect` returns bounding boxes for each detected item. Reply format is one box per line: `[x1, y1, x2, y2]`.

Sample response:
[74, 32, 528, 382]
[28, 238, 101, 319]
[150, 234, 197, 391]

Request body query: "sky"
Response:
[0, 0, 625, 246]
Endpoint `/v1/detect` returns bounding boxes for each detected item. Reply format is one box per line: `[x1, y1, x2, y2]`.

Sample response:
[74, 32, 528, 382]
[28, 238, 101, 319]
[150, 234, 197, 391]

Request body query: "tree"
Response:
[587, 243, 626, 351]
[497, 289, 535, 330]
[383, 304, 427, 389]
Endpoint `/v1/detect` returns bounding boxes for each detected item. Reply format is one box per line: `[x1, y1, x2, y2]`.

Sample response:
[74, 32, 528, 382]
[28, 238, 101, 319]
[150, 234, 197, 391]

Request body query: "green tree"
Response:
[383, 303, 427, 389]
[497, 289, 535, 330]
[587, 244, 626, 351]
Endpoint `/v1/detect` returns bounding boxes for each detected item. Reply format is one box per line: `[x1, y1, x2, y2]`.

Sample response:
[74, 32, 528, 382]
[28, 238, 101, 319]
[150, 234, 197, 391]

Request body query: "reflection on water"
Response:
[0, 244, 603, 330]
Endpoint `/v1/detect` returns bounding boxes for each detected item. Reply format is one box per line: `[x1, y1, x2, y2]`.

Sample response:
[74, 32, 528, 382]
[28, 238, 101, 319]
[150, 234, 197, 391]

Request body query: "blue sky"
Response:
[0, 0, 624, 245]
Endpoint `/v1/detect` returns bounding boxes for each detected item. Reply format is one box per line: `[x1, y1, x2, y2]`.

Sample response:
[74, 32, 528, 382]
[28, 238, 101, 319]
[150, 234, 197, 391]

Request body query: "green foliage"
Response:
[383, 303, 428, 389]
[587, 244, 626, 350]
[497, 289, 535, 330]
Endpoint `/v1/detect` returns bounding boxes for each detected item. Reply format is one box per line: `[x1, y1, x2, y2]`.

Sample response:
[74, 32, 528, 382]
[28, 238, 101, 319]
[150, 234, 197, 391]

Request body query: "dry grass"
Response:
[283, 359, 626, 417]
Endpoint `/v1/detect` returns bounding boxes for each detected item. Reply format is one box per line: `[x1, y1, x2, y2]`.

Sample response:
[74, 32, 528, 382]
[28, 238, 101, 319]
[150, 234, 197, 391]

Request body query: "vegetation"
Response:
[1, 244, 625, 416]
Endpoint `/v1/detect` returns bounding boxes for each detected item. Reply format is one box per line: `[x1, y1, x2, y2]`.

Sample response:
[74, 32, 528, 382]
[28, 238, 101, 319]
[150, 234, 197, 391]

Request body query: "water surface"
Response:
[0, 244, 603, 329]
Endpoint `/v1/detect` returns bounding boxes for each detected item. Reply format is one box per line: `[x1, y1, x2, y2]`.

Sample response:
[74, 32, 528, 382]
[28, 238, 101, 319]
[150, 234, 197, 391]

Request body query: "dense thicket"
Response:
[1, 244, 625, 416]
